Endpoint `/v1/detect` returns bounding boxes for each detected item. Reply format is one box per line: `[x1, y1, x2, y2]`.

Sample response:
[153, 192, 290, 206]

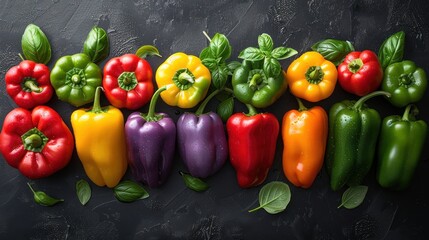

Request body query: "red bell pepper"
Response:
[337, 50, 383, 96]
[226, 104, 279, 188]
[5, 60, 53, 109]
[103, 53, 154, 110]
[0, 106, 74, 178]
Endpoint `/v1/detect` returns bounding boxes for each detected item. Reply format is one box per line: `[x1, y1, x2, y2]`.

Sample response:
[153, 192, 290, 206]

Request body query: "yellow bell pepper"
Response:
[155, 52, 211, 108]
[71, 87, 128, 188]
[286, 51, 337, 102]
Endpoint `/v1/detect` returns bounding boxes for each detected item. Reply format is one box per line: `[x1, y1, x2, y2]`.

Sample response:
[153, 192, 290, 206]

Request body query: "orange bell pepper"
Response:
[282, 98, 328, 188]
[286, 51, 337, 102]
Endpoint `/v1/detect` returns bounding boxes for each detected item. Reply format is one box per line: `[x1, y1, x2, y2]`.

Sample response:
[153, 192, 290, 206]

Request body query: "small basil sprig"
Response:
[238, 33, 297, 77]
[83, 26, 110, 64]
[113, 180, 149, 203]
[311, 39, 354, 66]
[378, 31, 405, 69]
[200, 32, 232, 89]
[248, 181, 291, 214]
[21, 24, 52, 64]
[76, 179, 91, 206]
[338, 185, 368, 209]
[27, 183, 63, 207]
[179, 171, 209, 192]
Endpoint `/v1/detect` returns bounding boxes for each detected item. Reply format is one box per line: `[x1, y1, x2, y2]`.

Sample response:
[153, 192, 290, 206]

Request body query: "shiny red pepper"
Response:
[0, 106, 74, 178]
[337, 50, 383, 96]
[103, 53, 154, 110]
[5, 60, 53, 109]
[226, 104, 279, 188]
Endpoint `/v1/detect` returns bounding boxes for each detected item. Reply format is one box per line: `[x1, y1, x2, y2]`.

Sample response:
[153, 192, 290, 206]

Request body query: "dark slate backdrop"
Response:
[1, 0, 428, 239]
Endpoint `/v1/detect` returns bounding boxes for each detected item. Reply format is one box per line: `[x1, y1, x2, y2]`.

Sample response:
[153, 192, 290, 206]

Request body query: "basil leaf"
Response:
[21, 24, 51, 64]
[311, 39, 354, 66]
[202, 58, 218, 71]
[180, 171, 209, 192]
[217, 97, 234, 122]
[248, 181, 291, 214]
[238, 47, 264, 61]
[210, 33, 232, 62]
[338, 185, 368, 209]
[227, 61, 242, 74]
[378, 31, 405, 69]
[263, 57, 282, 77]
[271, 47, 298, 60]
[83, 26, 110, 63]
[200, 46, 214, 60]
[258, 33, 274, 52]
[76, 179, 91, 206]
[135, 45, 161, 58]
[27, 183, 63, 207]
[212, 65, 229, 89]
[113, 180, 149, 203]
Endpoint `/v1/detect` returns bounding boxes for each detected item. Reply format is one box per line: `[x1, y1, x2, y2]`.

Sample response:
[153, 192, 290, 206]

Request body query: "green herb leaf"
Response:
[76, 179, 91, 206]
[263, 57, 282, 77]
[271, 47, 298, 60]
[202, 58, 218, 71]
[212, 65, 229, 89]
[378, 31, 405, 69]
[21, 24, 51, 64]
[311, 39, 354, 66]
[248, 181, 291, 214]
[27, 183, 63, 207]
[258, 33, 274, 52]
[227, 61, 242, 74]
[113, 180, 149, 203]
[217, 97, 234, 122]
[135, 45, 162, 58]
[338, 185, 368, 209]
[180, 171, 209, 192]
[200, 46, 214, 60]
[82, 26, 110, 63]
[210, 33, 232, 62]
[238, 47, 264, 61]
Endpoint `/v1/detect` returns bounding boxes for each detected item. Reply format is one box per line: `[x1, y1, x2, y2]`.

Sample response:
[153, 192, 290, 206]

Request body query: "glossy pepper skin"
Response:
[377, 105, 427, 190]
[71, 87, 127, 188]
[326, 91, 390, 191]
[282, 98, 328, 188]
[381, 60, 427, 107]
[5, 60, 53, 109]
[338, 50, 383, 96]
[103, 53, 154, 110]
[227, 104, 279, 188]
[232, 60, 287, 108]
[125, 86, 176, 188]
[0, 106, 74, 178]
[286, 51, 337, 102]
[50, 53, 102, 107]
[177, 90, 228, 178]
[155, 52, 211, 108]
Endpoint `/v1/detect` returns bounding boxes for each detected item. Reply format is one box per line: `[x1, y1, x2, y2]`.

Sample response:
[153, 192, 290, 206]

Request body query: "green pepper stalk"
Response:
[377, 104, 427, 190]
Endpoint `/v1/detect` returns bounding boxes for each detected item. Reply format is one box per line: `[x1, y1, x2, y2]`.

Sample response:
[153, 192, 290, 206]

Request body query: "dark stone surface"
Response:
[1, 0, 428, 239]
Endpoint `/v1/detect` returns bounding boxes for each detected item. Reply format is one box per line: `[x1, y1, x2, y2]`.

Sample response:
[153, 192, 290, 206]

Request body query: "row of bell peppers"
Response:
[0, 28, 427, 192]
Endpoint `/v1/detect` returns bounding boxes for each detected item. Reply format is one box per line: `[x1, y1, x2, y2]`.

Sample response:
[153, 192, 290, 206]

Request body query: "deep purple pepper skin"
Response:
[177, 112, 228, 178]
[125, 112, 176, 188]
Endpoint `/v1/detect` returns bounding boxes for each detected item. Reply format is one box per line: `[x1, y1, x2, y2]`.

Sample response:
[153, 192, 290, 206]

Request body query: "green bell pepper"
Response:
[377, 104, 427, 190]
[50, 53, 102, 107]
[232, 60, 287, 108]
[326, 91, 390, 191]
[382, 60, 427, 108]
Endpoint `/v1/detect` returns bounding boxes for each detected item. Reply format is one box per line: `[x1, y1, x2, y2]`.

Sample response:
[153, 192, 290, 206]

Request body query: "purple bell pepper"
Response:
[177, 90, 228, 178]
[125, 86, 176, 188]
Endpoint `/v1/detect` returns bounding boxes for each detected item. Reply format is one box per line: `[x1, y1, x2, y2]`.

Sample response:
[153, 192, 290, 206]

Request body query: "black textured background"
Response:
[1, 0, 429, 239]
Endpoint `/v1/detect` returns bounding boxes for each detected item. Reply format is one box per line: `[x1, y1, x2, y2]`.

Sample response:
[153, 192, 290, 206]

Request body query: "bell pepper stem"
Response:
[296, 97, 307, 111]
[245, 104, 258, 116]
[348, 58, 364, 73]
[91, 86, 103, 113]
[24, 80, 42, 93]
[178, 71, 195, 84]
[196, 89, 221, 115]
[353, 91, 391, 110]
[305, 66, 324, 84]
[146, 86, 167, 120]
[249, 74, 262, 90]
[402, 104, 418, 121]
[24, 134, 43, 148]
